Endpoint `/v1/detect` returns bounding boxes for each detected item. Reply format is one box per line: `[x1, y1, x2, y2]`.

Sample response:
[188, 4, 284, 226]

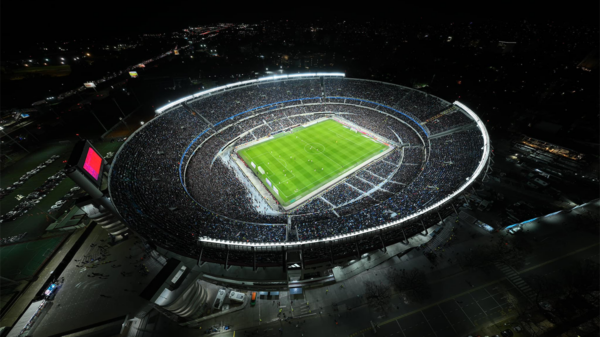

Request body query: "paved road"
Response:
[128, 201, 599, 337]
[208, 239, 597, 337]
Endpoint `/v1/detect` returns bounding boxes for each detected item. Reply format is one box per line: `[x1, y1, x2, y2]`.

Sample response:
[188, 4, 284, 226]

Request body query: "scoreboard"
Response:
[66, 140, 105, 187]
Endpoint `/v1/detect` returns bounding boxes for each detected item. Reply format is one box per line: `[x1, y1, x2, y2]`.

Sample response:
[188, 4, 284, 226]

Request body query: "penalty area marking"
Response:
[327, 128, 364, 147]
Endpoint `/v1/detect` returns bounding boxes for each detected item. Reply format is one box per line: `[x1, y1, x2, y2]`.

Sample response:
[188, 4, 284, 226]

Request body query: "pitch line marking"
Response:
[243, 151, 292, 198]
[327, 128, 363, 147]
[266, 153, 296, 189]
[295, 135, 343, 170]
[290, 146, 387, 196]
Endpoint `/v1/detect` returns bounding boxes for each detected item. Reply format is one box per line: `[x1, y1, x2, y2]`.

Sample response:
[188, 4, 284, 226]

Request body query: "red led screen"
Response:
[82, 147, 102, 180]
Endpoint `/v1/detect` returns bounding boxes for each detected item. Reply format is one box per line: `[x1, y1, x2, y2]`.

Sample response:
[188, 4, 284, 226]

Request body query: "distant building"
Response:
[498, 41, 516, 54]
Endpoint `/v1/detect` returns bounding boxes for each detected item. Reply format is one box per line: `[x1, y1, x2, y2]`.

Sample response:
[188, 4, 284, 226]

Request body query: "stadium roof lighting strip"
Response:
[155, 73, 345, 114]
[197, 100, 490, 246]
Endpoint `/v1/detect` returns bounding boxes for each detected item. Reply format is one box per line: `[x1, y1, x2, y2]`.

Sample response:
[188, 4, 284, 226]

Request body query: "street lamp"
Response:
[0, 126, 30, 153]
[119, 117, 130, 131]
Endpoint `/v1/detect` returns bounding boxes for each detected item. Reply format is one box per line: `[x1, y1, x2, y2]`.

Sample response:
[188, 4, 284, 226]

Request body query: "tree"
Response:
[387, 268, 431, 303]
[509, 229, 533, 254]
[562, 259, 600, 300]
[459, 244, 496, 272]
[459, 236, 529, 272]
[574, 212, 599, 234]
[363, 280, 391, 314]
[524, 274, 562, 305]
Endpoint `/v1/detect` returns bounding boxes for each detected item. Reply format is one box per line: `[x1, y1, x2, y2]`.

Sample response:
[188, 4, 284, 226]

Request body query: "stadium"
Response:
[108, 73, 491, 278]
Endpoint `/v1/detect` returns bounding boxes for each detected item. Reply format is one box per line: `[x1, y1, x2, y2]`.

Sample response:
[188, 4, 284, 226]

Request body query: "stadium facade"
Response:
[109, 73, 491, 287]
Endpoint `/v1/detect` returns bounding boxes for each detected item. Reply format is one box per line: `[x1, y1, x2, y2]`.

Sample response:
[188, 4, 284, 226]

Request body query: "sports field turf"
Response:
[0, 235, 67, 280]
[237, 119, 390, 208]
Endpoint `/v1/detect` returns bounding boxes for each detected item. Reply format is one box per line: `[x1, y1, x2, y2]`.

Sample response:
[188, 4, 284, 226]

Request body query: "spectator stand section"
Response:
[108, 74, 490, 273]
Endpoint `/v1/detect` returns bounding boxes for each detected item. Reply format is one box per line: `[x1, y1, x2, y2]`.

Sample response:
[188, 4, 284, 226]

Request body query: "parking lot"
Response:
[1, 141, 122, 240]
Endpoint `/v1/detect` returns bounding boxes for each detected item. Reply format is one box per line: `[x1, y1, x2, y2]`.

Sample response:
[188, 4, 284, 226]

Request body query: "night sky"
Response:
[2, 3, 594, 50]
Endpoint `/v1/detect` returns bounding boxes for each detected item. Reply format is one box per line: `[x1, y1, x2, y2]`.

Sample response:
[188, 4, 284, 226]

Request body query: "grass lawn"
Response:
[7, 65, 71, 80]
[237, 119, 389, 207]
[0, 235, 67, 280]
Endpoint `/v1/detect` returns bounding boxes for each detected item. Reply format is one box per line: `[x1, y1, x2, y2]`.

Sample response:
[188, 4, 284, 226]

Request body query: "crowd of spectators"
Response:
[386, 148, 403, 164]
[110, 78, 486, 261]
[403, 147, 425, 164]
[357, 170, 385, 185]
[346, 177, 375, 193]
[366, 160, 397, 178]
[187, 79, 321, 125]
[426, 108, 474, 134]
[321, 183, 363, 206]
[291, 197, 332, 215]
[391, 163, 422, 185]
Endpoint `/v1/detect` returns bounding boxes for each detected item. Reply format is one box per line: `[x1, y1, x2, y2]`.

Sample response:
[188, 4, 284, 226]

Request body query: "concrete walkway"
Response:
[0, 227, 87, 328]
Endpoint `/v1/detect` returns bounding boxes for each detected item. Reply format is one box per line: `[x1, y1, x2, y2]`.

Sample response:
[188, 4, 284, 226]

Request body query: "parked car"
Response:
[70, 187, 81, 192]
[501, 329, 514, 337]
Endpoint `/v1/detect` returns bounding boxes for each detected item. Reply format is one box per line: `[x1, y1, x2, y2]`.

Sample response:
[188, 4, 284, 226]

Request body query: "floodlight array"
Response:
[155, 73, 345, 113]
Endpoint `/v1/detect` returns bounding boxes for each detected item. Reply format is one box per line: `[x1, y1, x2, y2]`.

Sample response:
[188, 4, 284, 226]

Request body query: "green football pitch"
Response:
[237, 119, 390, 208]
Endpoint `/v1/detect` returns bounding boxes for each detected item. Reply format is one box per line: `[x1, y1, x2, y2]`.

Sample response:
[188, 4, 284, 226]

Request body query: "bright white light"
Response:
[60, 58, 64, 60]
[158, 73, 343, 114]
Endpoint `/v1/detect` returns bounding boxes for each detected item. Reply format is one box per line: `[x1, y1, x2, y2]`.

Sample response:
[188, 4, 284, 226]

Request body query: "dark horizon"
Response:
[2, 5, 595, 50]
